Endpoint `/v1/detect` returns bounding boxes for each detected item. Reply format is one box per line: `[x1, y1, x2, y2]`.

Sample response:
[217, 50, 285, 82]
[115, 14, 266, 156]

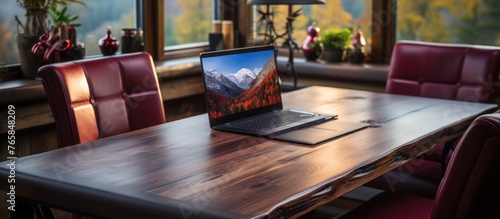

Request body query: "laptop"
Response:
[200, 45, 367, 144]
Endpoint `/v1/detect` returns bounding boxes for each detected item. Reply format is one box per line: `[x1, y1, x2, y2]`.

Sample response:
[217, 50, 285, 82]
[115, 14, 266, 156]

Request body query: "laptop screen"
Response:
[200, 45, 283, 126]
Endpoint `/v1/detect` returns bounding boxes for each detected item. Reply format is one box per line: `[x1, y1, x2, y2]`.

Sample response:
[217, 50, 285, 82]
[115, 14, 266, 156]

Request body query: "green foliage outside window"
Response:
[397, 0, 500, 46]
[164, 0, 212, 47]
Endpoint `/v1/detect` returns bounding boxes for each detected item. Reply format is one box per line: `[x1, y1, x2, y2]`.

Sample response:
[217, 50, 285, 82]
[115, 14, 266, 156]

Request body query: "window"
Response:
[164, 0, 212, 48]
[0, 1, 26, 65]
[0, 0, 136, 66]
[0, 0, 215, 67]
[5, 0, 500, 73]
[397, 0, 500, 46]
[75, 0, 137, 55]
[251, 0, 373, 52]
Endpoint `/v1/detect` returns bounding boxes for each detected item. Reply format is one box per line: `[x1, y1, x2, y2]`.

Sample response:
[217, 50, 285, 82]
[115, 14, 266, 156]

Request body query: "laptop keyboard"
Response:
[230, 111, 315, 131]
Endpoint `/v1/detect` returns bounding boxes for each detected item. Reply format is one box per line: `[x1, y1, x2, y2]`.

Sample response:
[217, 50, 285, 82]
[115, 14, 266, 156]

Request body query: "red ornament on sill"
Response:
[99, 27, 120, 56]
[302, 23, 321, 61]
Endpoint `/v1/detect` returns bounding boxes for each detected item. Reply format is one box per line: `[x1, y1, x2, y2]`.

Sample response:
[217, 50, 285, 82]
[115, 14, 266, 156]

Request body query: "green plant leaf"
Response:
[319, 27, 353, 49]
[49, 5, 83, 26]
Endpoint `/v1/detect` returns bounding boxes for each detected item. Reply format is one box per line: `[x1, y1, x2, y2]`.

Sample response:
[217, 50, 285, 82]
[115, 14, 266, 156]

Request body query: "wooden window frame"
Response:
[370, 0, 396, 64]
[142, 0, 263, 61]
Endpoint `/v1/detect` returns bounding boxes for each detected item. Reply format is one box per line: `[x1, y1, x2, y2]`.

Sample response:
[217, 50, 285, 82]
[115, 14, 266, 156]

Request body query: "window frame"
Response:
[143, 0, 252, 61]
[370, 0, 396, 64]
[147, 0, 397, 63]
[148, 0, 398, 63]
[143, 0, 212, 61]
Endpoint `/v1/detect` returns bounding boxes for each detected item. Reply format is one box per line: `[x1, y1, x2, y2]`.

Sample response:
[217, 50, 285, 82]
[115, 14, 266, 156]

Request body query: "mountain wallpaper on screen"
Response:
[205, 57, 281, 119]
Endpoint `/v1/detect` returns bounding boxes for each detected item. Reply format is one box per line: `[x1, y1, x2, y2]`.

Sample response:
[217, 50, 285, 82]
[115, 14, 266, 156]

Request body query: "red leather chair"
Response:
[340, 110, 500, 219]
[365, 41, 500, 198]
[39, 52, 166, 148]
[386, 40, 500, 103]
[38, 52, 166, 218]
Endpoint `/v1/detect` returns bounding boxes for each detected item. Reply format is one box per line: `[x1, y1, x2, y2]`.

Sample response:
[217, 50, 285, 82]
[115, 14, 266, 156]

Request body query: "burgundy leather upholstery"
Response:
[386, 40, 500, 103]
[432, 111, 500, 218]
[39, 52, 166, 147]
[366, 41, 500, 198]
[341, 110, 500, 219]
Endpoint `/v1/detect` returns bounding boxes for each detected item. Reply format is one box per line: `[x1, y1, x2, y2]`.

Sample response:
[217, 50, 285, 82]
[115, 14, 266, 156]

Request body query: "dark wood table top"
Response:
[1, 86, 497, 219]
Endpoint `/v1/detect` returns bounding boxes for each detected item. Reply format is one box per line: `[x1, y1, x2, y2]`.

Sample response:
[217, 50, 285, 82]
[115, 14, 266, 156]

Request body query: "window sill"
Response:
[0, 79, 46, 106]
[155, 56, 201, 78]
[155, 56, 390, 82]
[276, 57, 389, 83]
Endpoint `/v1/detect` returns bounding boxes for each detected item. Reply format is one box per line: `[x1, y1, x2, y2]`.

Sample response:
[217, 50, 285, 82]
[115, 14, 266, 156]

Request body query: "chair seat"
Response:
[339, 192, 434, 219]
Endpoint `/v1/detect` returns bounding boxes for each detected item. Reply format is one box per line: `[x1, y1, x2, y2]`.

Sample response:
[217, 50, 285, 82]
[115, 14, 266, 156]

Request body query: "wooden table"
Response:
[1, 86, 497, 219]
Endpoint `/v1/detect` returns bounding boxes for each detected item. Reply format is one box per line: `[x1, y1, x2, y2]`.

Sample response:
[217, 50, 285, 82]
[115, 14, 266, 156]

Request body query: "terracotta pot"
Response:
[17, 34, 43, 79]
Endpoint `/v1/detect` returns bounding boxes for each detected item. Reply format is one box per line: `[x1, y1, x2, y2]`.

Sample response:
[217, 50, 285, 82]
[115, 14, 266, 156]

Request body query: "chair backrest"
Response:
[386, 40, 500, 103]
[39, 52, 166, 147]
[432, 110, 500, 219]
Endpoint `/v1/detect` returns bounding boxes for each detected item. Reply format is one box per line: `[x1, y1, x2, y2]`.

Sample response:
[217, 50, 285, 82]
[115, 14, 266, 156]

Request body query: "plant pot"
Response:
[17, 34, 43, 79]
[348, 51, 365, 64]
[323, 47, 345, 63]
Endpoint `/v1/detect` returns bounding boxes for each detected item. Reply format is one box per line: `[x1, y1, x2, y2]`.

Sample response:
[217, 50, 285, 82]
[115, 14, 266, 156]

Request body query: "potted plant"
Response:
[14, 0, 85, 78]
[319, 27, 352, 62]
[49, 5, 82, 42]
